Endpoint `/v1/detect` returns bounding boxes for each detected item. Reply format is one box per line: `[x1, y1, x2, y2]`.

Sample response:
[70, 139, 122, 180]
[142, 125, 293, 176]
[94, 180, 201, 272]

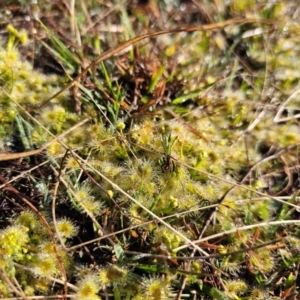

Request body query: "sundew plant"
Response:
[0, 1, 300, 299]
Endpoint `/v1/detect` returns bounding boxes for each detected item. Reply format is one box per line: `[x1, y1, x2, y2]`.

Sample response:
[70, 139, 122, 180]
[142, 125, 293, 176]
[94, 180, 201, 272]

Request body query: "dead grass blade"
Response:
[39, 18, 271, 108]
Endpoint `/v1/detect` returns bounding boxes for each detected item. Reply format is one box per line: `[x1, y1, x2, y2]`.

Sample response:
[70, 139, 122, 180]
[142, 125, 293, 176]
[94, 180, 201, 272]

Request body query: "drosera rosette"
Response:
[30, 125, 50, 148]
[33, 276, 52, 294]
[75, 273, 101, 300]
[153, 194, 180, 216]
[23, 285, 35, 297]
[99, 161, 126, 180]
[0, 281, 10, 298]
[216, 196, 240, 223]
[152, 226, 187, 255]
[14, 210, 38, 232]
[117, 173, 157, 199]
[141, 275, 173, 300]
[249, 287, 269, 300]
[218, 247, 244, 276]
[248, 248, 275, 274]
[74, 183, 104, 217]
[0, 225, 29, 266]
[65, 155, 81, 170]
[74, 264, 97, 279]
[37, 241, 72, 273]
[130, 158, 158, 183]
[130, 119, 156, 147]
[115, 158, 158, 194]
[74, 183, 94, 201]
[153, 190, 198, 216]
[98, 264, 130, 290]
[276, 123, 300, 148]
[185, 180, 222, 204]
[32, 252, 60, 278]
[247, 199, 270, 223]
[116, 278, 141, 299]
[223, 279, 248, 299]
[188, 145, 225, 179]
[63, 124, 92, 150]
[54, 217, 78, 242]
[0, 46, 66, 108]
[47, 140, 66, 157]
[153, 175, 203, 215]
[166, 119, 188, 141]
[79, 196, 103, 218]
[13, 210, 53, 254]
[40, 105, 66, 134]
[85, 123, 115, 156]
[286, 236, 300, 252]
[115, 119, 126, 132]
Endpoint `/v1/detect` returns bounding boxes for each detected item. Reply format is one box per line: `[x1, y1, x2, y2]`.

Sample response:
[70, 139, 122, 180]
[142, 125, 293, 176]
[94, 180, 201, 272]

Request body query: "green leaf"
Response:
[285, 272, 294, 288]
[135, 264, 162, 273]
[39, 21, 80, 71]
[172, 89, 202, 104]
[113, 286, 121, 300]
[114, 244, 125, 261]
[202, 284, 230, 300]
[100, 62, 113, 92]
[148, 64, 166, 93]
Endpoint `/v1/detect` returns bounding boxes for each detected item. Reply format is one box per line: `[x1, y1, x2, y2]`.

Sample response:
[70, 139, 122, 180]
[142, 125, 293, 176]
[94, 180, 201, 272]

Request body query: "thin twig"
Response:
[173, 219, 300, 252]
[274, 86, 300, 123]
[0, 266, 29, 300]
